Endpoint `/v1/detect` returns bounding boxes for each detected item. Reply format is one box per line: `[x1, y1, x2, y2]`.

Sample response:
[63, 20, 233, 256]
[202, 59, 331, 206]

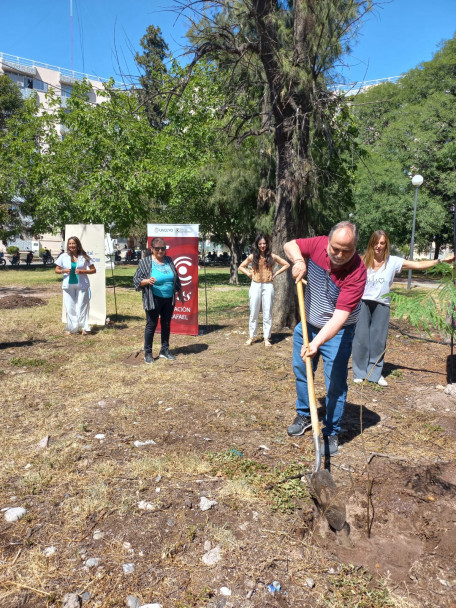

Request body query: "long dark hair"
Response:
[67, 236, 90, 263]
[251, 234, 273, 271]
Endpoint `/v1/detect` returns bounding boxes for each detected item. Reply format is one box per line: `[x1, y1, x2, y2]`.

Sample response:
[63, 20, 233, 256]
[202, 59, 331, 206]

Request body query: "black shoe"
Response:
[321, 435, 339, 456]
[144, 352, 153, 364]
[287, 414, 312, 436]
[159, 349, 175, 361]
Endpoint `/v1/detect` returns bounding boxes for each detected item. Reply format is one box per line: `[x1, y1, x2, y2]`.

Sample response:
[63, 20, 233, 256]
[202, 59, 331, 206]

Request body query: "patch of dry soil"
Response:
[0, 295, 47, 309]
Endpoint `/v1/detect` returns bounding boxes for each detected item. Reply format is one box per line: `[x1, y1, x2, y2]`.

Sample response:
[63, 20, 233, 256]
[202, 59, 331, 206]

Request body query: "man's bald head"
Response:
[327, 221, 358, 267]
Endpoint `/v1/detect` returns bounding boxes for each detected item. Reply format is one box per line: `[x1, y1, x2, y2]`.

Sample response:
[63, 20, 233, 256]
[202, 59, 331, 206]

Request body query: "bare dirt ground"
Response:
[0, 285, 455, 608]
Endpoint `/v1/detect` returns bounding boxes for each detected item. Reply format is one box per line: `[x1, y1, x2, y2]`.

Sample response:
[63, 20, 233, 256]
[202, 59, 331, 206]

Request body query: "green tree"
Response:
[135, 25, 170, 129]
[167, 0, 371, 327]
[198, 138, 274, 283]
[0, 75, 26, 240]
[0, 81, 160, 237]
[353, 36, 456, 254]
[0, 93, 41, 242]
[150, 61, 275, 283]
[0, 74, 24, 130]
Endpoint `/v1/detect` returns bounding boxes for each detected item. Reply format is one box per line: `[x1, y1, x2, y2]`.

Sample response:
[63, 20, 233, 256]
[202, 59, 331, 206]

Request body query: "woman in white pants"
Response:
[55, 237, 96, 335]
[239, 234, 290, 346]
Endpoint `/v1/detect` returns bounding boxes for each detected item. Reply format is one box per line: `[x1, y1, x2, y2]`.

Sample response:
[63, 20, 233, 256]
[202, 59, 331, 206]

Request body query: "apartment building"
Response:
[0, 52, 116, 108]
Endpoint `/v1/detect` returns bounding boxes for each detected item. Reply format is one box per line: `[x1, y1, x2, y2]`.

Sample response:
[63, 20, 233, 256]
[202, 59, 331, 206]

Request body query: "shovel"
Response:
[297, 280, 347, 531]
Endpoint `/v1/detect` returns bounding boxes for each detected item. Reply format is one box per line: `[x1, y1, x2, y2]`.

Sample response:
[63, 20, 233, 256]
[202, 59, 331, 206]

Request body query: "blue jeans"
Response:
[293, 322, 355, 436]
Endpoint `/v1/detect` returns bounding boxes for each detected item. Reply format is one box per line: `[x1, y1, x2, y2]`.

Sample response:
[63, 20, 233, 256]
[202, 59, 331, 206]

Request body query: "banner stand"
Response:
[106, 234, 118, 322]
[451, 202, 456, 383]
[200, 238, 209, 334]
[147, 224, 200, 337]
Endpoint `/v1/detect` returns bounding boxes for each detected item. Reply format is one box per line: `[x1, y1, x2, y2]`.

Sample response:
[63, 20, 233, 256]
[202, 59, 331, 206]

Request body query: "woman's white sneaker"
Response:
[378, 376, 388, 387]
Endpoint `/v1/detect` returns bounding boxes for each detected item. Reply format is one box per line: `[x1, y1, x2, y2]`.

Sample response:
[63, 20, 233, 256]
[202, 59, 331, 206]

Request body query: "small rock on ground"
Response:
[126, 596, 140, 608]
[4, 507, 26, 522]
[134, 439, 156, 447]
[444, 384, 456, 397]
[200, 496, 217, 511]
[202, 545, 222, 566]
[37, 434, 50, 449]
[137, 500, 155, 511]
[62, 594, 82, 608]
[93, 529, 104, 540]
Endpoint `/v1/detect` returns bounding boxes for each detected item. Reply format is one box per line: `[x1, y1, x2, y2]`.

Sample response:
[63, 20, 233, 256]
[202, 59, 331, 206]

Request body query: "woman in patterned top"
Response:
[238, 234, 290, 347]
[134, 237, 183, 364]
[352, 230, 454, 386]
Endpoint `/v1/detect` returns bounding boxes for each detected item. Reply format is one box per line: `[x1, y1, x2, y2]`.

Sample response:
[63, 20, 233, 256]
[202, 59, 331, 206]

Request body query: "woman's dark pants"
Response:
[144, 296, 174, 354]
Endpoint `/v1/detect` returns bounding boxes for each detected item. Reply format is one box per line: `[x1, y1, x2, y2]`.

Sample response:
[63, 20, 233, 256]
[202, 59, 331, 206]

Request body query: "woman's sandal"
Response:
[264, 339, 272, 347]
[245, 337, 254, 346]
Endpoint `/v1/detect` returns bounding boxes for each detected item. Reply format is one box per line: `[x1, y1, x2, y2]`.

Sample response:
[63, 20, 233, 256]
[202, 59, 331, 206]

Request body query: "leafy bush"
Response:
[6, 246, 19, 254]
[390, 262, 455, 338]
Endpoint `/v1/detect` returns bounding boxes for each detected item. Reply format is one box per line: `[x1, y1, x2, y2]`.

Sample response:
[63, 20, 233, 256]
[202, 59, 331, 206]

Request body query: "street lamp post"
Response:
[407, 174, 424, 290]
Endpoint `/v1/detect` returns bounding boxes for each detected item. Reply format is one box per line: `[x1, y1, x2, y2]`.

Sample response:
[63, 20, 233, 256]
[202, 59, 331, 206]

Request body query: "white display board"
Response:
[62, 224, 106, 327]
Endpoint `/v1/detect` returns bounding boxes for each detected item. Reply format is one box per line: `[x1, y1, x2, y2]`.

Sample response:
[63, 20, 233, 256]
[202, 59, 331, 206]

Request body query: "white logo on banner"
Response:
[174, 255, 193, 286]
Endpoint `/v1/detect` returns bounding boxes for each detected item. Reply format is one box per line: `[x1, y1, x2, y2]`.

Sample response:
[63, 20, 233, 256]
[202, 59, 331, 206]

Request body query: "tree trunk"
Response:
[271, 137, 309, 330]
[433, 239, 441, 260]
[227, 232, 243, 284]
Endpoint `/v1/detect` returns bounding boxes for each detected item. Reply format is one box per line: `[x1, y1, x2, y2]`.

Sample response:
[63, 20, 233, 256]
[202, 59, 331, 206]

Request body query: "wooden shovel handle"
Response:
[296, 281, 321, 469]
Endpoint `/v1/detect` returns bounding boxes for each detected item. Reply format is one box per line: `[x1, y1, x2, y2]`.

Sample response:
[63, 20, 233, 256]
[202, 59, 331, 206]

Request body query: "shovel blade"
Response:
[309, 469, 346, 531]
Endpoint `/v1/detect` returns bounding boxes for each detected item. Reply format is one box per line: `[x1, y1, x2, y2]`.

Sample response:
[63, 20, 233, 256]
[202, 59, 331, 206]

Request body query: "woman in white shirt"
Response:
[55, 237, 96, 335]
[352, 230, 453, 386]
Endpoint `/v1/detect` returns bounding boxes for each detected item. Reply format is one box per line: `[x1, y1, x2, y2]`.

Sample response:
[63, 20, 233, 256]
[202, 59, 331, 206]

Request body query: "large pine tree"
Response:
[168, 0, 372, 327]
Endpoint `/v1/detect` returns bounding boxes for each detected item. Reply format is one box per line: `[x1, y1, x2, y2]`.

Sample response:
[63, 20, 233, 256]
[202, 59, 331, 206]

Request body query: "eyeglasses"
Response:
[154, 246, 166, 251]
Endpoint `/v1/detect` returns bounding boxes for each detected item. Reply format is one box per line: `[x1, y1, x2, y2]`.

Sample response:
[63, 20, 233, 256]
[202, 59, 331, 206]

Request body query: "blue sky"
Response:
[0, 1, 455, 85]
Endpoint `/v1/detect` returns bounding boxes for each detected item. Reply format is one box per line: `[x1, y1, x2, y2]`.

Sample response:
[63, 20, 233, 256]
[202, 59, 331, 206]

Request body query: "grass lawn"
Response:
[0, 266, 454, 608]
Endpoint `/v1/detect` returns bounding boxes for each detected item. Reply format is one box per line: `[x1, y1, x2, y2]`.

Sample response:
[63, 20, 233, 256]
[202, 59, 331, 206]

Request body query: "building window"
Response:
[5, 72, 48, 96]
[61, 84, 73, 108]
[61, 84, 73, 98]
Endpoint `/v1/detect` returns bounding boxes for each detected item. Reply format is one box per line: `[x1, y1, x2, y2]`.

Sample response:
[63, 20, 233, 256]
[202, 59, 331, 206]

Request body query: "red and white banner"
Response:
[147, 224, 199, 336]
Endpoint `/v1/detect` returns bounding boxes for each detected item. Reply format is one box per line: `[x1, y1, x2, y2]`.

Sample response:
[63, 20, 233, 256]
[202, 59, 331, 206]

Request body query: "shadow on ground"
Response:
[198, 323, 228, 335]
[316, 399, 381, 446]
[173, 344, 208, 356]
[0, 339, 47, 350]
[342, 402, 381, 443]
[383, 361, 445, 377]
[270, 331, 291, 345]
[446, 354, 456, 384]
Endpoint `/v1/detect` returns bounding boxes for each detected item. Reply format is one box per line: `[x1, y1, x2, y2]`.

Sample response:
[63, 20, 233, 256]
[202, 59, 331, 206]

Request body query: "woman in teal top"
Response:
[55, 236, 96, 335]
[151, 257, 175, 298]
[134, 237, 183, 364]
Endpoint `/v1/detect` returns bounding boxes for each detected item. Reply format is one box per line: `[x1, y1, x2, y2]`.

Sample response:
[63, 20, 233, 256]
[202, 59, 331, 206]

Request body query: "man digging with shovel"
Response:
[284, 221, 366, 456]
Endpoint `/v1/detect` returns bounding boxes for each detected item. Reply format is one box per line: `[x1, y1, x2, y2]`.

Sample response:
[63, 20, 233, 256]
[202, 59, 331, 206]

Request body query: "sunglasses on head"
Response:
[154, 246, 166, 251]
